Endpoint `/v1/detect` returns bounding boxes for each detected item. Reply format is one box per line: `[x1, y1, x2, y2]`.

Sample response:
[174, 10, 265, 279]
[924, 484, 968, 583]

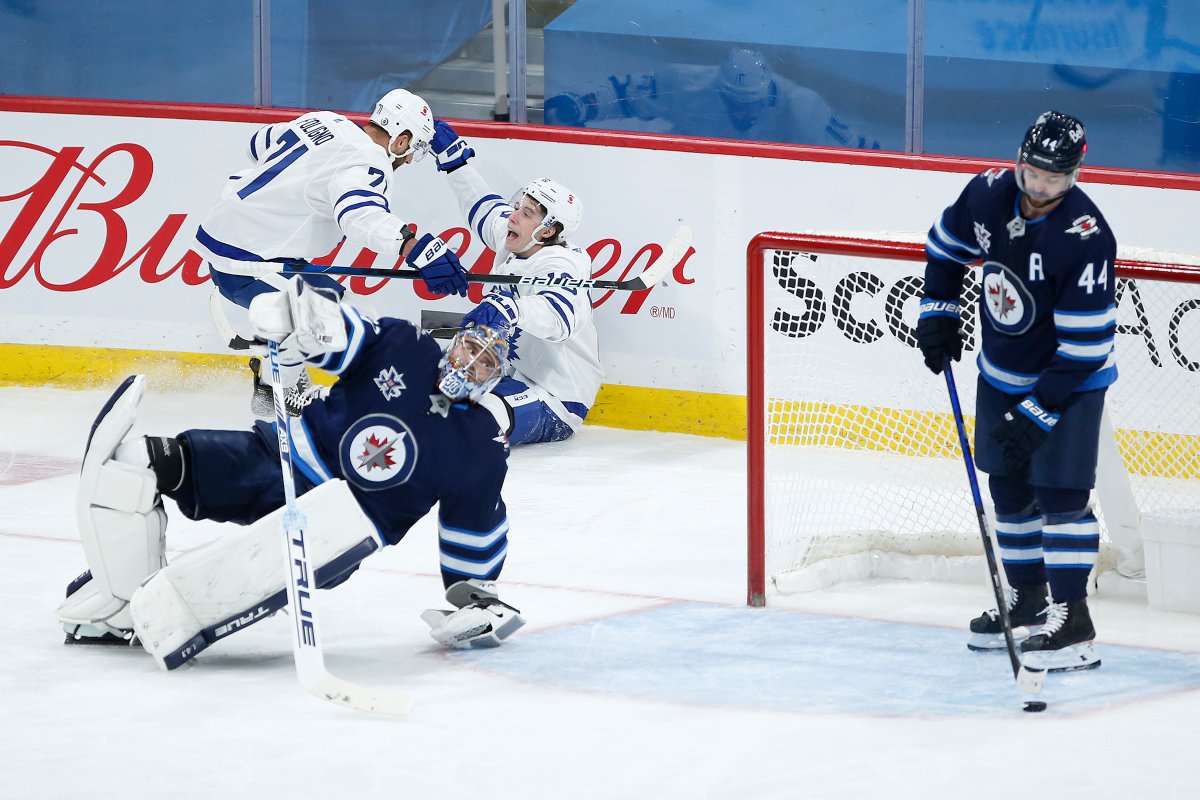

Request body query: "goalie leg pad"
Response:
[422, 579, 525, 649]
[129, 479, 381, 670]
[58, 375, 167, 633]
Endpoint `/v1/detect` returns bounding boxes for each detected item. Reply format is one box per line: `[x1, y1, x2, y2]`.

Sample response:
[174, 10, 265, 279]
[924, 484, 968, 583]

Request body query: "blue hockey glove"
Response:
[430, 119, 475, 173]
[463, 289, 520, 331]
[915, 298, 963, 374]
[990, 395, 1060, 476]
[405, 234, 468, 297]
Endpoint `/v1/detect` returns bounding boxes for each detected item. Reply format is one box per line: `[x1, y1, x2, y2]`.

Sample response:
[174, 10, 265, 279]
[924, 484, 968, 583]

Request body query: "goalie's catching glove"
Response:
[248, 278, 347, 364]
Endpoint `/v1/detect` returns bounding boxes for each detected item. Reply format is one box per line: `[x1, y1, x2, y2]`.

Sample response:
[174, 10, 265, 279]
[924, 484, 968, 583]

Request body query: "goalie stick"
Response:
[266, 341, 412, 714]
[223, 222, 694, 292]
[943, 361, 1048, 711]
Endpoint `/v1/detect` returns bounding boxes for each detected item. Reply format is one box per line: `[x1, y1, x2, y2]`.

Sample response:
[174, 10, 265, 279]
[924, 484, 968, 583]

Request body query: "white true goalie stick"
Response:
[943, 361, 1048, 712]
[227, 222, 694, 292]
[266, 341, 412, 714]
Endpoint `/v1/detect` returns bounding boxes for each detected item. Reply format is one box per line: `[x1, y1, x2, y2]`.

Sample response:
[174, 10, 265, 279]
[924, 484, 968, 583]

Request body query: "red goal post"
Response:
[747, 232, 1200, 607]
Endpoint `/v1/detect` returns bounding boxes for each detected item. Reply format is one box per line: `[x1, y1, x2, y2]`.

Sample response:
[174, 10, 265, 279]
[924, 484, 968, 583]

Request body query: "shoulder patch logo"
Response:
[983, 167, 1008, 186]
[1066, 215, 1102, 239]
[339, 414, 418, 490]
[974, 222, 992, 254]
[374, 366, 406, 400]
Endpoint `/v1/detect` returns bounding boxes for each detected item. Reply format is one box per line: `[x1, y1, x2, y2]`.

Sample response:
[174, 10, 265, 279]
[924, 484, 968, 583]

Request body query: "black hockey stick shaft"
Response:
[276, 222, 693, 292]
[943, 360, 1045, 695]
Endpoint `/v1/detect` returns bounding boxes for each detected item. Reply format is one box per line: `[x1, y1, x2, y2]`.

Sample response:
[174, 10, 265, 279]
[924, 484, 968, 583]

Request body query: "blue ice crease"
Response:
[448, 602, 1200, 717]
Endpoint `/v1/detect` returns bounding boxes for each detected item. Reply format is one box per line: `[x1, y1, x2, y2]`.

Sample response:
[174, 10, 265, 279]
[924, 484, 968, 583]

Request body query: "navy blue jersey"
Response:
[289, 308, 510, 558]
[924, 168, 1118, 408]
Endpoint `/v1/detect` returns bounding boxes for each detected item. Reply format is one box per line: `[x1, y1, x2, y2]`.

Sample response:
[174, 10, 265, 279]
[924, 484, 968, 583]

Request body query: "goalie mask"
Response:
[510, 177, 583, 248]
[716, 47, 774, 132]
[371, 89, 435, 163]
[438, 326, 510, 403]
[1015, 110, 1087, 197]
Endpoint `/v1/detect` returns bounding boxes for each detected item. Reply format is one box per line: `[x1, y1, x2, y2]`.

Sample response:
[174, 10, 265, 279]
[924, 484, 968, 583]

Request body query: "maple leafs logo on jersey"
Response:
[374, 366, 406, 400]
[1066, 215, 1102, 239]
[357, 432, 398, 472]
[974, 222, 992, 254]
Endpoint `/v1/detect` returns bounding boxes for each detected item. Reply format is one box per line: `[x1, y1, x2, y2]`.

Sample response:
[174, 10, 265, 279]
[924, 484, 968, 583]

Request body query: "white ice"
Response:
[3, 379, 1200, 800]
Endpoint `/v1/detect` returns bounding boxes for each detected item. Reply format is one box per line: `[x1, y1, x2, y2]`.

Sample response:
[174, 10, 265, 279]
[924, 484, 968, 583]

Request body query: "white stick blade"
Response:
[305, 674, 413, 715]
[635, 222, 693, 289]
[1017, 664, 1047, 695]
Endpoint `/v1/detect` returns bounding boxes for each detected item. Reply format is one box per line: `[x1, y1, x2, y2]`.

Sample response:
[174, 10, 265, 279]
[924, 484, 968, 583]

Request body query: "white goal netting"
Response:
[748, 235, 1200, 602]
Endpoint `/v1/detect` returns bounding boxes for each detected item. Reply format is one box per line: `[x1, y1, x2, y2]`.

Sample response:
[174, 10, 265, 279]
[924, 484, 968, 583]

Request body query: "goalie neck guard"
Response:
[437, 326, 510, 403]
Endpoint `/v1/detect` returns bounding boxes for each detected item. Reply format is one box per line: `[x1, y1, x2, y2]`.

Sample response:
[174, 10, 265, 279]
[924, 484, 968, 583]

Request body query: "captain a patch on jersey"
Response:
[981, 261, 1036, 335]
[339, 414, 419, 490]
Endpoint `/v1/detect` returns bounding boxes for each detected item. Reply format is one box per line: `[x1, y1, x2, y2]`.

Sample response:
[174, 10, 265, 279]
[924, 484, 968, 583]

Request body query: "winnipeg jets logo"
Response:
[374, 366, 406, 400]
[974, 222, 992, 254]
[357, 432, 399, 471]
[340, 415, 418, 489]
[981, 261, 1035, 335]
[1066, 215, 1101, 239]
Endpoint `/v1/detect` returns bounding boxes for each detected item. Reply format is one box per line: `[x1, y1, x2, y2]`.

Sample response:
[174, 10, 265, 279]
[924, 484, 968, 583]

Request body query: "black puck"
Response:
[1023, 701, 1047, 713]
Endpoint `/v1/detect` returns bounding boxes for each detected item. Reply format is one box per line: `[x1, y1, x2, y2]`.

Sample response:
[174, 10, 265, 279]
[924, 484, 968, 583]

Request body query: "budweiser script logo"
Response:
[0, 140, 696, 314]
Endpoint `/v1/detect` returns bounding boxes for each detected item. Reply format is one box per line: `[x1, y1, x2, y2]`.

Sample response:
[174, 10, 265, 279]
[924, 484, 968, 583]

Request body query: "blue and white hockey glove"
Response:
[463, 289, 520, 331]
[990, 395, 1060, 476]
[915, 298, 963, 375]
[405, 233, 469, 297]
[430, 119, 475, 173]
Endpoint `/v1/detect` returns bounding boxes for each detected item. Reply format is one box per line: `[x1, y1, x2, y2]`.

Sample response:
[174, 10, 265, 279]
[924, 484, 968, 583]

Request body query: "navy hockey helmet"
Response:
[1018, 111, 1087, 173]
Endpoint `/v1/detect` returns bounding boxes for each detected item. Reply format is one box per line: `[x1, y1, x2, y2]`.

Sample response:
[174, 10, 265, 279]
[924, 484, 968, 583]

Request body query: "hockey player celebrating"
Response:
[425, 118, 603, 445]
[55, 279, 523, 668]
[194, 88, 470, 416]
[917, 111, 1117, 673]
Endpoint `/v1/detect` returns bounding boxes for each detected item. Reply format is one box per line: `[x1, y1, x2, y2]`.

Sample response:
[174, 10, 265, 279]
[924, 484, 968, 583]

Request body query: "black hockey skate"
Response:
[248, 357, 325, 418]
[1020, 598, 1101, 672]
[967, 582, 1047, 652]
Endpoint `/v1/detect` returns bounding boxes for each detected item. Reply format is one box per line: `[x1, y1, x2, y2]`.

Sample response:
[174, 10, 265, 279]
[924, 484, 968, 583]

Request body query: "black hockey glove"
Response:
[915, 298, 963, 374]
[990, 395, 1061, 476]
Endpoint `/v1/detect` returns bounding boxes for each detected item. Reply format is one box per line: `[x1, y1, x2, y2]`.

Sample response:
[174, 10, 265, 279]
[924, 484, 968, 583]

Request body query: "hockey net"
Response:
[747, 232, 1200, 606]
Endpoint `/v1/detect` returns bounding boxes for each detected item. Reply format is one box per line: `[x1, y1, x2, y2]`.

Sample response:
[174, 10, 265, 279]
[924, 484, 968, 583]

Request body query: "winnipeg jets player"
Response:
[195, 89, 469, 416]
[426, 119, 603, 445]
[917, 111, 1117, 672]
[55, 279, 523, 668]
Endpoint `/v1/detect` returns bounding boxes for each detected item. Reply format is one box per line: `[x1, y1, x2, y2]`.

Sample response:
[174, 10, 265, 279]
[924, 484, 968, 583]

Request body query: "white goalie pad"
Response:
[58, 375, 166, 630]
[129, 479, 381, 670]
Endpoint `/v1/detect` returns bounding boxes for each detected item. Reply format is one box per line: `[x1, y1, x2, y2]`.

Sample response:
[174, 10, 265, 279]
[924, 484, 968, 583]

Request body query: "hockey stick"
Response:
[266, 341, 412, 714]
[227, 222, 694, 291]
[943, 361, 1047, 710]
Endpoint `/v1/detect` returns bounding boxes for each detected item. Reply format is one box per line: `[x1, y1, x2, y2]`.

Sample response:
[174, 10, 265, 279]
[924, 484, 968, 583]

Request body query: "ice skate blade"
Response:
[1021, 641, 1101, 673]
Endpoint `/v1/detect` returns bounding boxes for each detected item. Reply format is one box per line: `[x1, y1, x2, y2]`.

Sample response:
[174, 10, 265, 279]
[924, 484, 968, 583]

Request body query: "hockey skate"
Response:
[248, 357, 326, 418]
[60, 570, 138, 646]
[1020, 597, 1101, 672]
[421, 580, 525, 649]
[967, 582, 1047, 651]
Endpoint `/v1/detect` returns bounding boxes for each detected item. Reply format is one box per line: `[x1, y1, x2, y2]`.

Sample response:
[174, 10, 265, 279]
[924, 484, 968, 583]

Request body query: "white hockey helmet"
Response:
[512, 177, 583, 239]
[437, 325, 511, 403]
[370, 89, 435, 162]
[716, 47, 773, 105]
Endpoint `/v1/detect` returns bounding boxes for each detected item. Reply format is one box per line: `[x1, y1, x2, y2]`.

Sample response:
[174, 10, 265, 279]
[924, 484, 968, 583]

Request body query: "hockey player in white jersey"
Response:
[426, 119, 603, 445]
[194, 89, 469, 416]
